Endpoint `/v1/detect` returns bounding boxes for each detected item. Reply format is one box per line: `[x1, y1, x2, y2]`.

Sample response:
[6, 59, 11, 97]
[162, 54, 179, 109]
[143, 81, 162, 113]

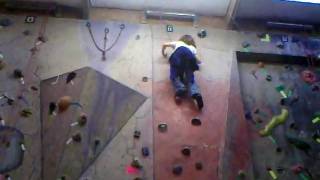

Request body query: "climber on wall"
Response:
[161, 35, 204, 110]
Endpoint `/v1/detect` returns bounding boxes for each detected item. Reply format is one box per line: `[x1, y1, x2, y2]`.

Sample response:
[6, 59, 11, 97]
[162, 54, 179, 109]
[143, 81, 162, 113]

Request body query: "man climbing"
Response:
[162, 35, 204, 110]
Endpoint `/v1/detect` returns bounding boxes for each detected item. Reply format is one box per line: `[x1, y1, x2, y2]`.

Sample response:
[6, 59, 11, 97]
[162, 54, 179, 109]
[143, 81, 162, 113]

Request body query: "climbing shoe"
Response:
[192, 94, 204, 110]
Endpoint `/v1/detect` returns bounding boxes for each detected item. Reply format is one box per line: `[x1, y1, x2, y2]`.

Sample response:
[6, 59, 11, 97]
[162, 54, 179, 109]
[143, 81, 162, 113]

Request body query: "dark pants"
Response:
[169, 47, 200, 97]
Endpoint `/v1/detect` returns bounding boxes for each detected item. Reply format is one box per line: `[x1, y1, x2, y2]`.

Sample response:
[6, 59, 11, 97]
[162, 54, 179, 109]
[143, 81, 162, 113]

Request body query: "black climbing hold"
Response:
[276, 167, 285, 173]
[86, 22, 91, 28]
[289, 122, 298, 130]
[5, 174, 11, 179]
[30, 86, 38, 91]
[134, 130, 141, 139]
[105, 28, 109, 34]
[142, 76, 148, 82]
[78, 115, 87, 126]
[312, 85, 319, 92]
[195, 162, 203, 170]
[136, 35, 140, 40]
[133, 178, 143, 180]
[276, 147, 282, 153]
[60, 176, 66, 180]
[0, 18, 12, 27]
[266, 75, 272, 81]
[181, 147, 191, 156]
[276, 41, 285, 49]
[172, 165, 183, 175]
[72, 134, 81, 143]
[284, 65, 293, 71]
[23, 30, 31, 36]
[242, 42, 250, 48]
[49, 102, 56, 115]
[191, 118, 201, 126]
[38, 36, 48, 43]
[158, 123, 167, 132]
[94, 139, 100, 146]
[66, 72, 76, 84]
[142, 147, 149, 157]
[13, 69, 24, 79]
[120, 24, 125, 30]
[253, 108, 260, 114]
[245, 112, 252, 120]
[280, 98, 286, 106]
[7, 98, 14, 105]
[197, 29, 207, 38]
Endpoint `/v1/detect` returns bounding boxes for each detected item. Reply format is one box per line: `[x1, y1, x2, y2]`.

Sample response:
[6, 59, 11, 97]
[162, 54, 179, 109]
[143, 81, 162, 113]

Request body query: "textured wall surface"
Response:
[90, 0, 231, 16]
[235, 0, 320, 24]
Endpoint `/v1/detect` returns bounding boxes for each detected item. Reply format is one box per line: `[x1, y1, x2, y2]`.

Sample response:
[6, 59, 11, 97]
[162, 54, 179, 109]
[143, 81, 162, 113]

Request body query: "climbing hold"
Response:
[158, 123, 168, 132]
[22, 30, 31, 36]
[276, 167, 285, 173]
[120, 24, 125, 30]
[70, 114, 87, 127]
[66, 72, 76, 84]
[312, 132, 320, 143]
[142, 147, 149, 157]
[266, 75, 272, 82]
[191, 118, 201, 126]
[13, 69, 23, 79]
[276, 147, 282, 153]
[197, 29, 207, 38]
[195, 162, 203, 170]
[254, 108, 260, 114]
[142, 76, 148, 82]
[241, 42, 250, 48]
[0, 60, 5, 70]
[245, 112, 252, 120]
[30, 86, 38, 91]
[284, 65, 293, 71]
[301, 70, 316, 84]
[181, 146, 191, 156]
[135, 35, 140, 40]
[289, 122, 298, 130]
[20, 108, 32, 118]
[0, 18, 12, 27]
[49, 102, 57, 115]
[13, 69, 24, 84]
[172, 165, 183, 175]
[94, 139, 100, 146]
[133, 130, 141, 139]
[57, 96, 72, 113]
[133, 178, 143, 180]
[38, 36, 48, 43]
[276, 41, 285, 49]
[286, 133, 311, 153]
[71, 133, 82, 143]
[312, 85, 319, 92]
[59, 176, 66, 180]
[259, 109, 289, 137]
[237, 170, 246, 178]
[131, 157, 143, 169]
[86, 22, 91, 28]
[266, 167, 278, 179]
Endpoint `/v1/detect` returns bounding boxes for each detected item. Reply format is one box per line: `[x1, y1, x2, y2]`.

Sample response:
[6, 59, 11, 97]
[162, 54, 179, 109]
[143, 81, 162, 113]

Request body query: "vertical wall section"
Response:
[220, 54, 253, 180]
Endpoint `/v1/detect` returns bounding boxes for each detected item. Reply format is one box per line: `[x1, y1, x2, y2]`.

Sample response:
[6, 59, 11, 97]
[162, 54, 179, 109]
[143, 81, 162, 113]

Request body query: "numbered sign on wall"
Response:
[166, 25, 173, 32]
[25, 16, 36, 23]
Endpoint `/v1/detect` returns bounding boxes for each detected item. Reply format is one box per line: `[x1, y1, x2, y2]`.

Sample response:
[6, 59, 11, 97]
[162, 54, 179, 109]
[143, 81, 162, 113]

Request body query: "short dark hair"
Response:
[179, 35, 196, 48]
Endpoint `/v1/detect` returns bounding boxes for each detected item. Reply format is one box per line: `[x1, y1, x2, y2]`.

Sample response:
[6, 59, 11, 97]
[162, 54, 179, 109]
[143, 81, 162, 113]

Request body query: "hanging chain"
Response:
[86, 22, 125, 61]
